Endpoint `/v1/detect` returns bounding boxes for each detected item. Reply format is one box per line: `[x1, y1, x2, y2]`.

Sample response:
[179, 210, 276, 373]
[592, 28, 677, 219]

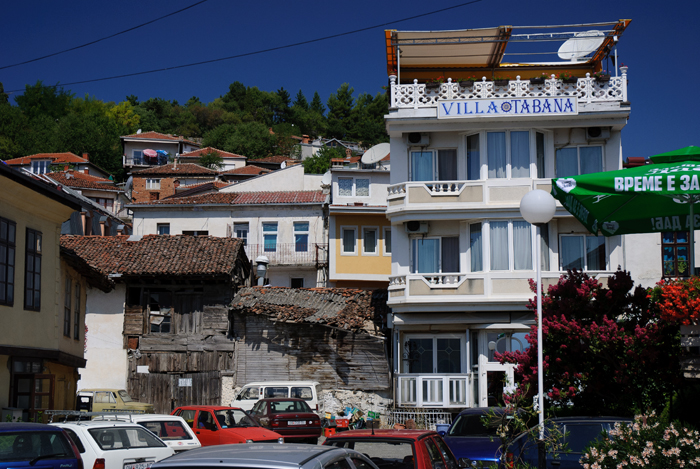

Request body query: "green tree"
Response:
[302, 146, 345, 174]
[310, 91, 325, 115]
[223, 121, 276, 158]
[198, 150, 223, 170]
[347, 91, 389, 146]
[15, 80, 73, 120]
[326, 84, 354, 139]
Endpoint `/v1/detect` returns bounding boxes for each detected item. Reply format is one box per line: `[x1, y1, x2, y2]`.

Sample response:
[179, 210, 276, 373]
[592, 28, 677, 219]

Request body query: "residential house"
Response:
[219, 165, 272, 184]
[0, 163, 111, 421]
[121, 131, 200, 171]
[248, 155, 299, 171]
[4, 152, 111, 179]
[130, 163, 219, 203]
[297, 136, 365, 160]
[178, 147, 247, 172]
[383, 21, 635, 410]
[44, 170, 128, 219]
[60, 234, 251, 414]
[329, 168, 392, 289]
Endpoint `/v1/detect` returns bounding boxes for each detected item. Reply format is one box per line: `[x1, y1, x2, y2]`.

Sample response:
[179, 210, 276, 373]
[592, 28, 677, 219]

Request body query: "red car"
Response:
[324, 429, 459, 469]
[172, 405, 284, 446]
[248, 398, 322, 444]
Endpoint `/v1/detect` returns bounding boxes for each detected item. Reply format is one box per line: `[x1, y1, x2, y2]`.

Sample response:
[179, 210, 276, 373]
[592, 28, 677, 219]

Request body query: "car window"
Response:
[139, 420, 193, 440]
[176, 409, 196, 428]
[326, 440, 414, 469]
[197, 411, 217, 431]
[563, 424, 606, 453]
[432, 437, 458, 469]
[250, 401, 263, 415]
[88, 427, 166, 450]
[325, 458, 352, 469]
[291, 386, 313, 400]
[351, 456, 375, 469]
[118, 390, 134, 403]
[0, 431, 73, 462]
[270, 400, 312, 413]
[213, 409, 259, 428]
[264, 387, 289, 398]
[424, 437, 446, 469]
[94, 391, 116, 404]
[62, 428, 86, 453]
[448, 413, 499, 437]
[238, 387, 260, 400]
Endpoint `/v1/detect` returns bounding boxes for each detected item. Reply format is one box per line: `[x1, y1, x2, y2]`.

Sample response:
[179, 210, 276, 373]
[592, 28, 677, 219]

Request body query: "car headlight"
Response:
[246, 439, 254, 443]
[278, 438, 285, 444]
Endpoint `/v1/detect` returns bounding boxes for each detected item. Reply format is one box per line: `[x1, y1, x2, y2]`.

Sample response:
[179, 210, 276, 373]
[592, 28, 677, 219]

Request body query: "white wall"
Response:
[219, 164, 323, 192]
[332, 169, 390, 207]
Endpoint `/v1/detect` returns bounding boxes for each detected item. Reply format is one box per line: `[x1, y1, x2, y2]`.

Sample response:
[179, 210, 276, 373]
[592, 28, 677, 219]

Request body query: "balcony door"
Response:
[403, 335, 464, 374]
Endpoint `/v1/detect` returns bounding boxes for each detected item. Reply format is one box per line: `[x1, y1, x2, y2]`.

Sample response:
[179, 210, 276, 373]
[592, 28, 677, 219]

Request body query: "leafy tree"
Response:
[198, 150, 223, 170]
[292, 90, 308, 110]
[302, 146, 345, 174]
[223, 121, 276, 159]
[0, 82, 9, 105]
[274, 87, 291, 124]
[15, 81, 73, 120]
[272, 123, 298, 157]
[347, 91, 389, 146]
[310, 91, 325, 115]
[498, 269, 682, 417]
[326, 83, 354, 139]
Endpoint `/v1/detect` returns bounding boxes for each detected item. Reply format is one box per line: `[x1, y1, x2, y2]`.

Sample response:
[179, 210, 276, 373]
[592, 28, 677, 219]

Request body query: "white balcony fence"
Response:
[243, 243, 328, 266]
[389, 69, 628, 110]
[397, 374, 469, 408]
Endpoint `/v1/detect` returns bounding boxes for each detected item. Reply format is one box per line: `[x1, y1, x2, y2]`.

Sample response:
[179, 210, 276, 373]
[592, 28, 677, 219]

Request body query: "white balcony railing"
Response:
[243, 243, 328, 266]
[389, 68, 628, 110]
[397, 374, 469, 408]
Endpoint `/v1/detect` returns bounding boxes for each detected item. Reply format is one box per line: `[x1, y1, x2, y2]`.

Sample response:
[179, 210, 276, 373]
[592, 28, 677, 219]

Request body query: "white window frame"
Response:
[146, 178, 160, 189]
[262, 222, 278, 253]
[337, 177, 370, 197]
[234, 222, 249, 245]
[469, 222, 483, 272]
[409, 149, 458, 182]
[156, 223, 170, 235]
[31, 160, 51, 175]
[340, 226, 358, 256]
[559, 234, 607, 271]
[294, 221, 309, 252]
[555, 144, 604, 178]
[362, 226, 379, 256]
[410, 236, 460, 274]
[401, 333, 466, 374]
[383, 227, 392, 256]
[487, 220, 533, 272]
[485, 130, 533, 179]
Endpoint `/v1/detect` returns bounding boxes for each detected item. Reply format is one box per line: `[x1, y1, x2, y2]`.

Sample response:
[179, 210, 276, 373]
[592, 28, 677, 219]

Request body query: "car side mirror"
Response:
[437, 430, 446, 436]
[458, 458, 472, 468]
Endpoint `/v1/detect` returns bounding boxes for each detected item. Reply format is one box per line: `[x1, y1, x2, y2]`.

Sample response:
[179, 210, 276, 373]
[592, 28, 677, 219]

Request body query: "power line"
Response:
[0, 0, 210, 71]
[5, 0, 482, 93]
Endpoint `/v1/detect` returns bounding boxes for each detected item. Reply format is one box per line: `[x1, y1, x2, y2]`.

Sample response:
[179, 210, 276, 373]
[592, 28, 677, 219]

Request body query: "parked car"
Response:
[171, 406, 284, 446]
[324, 428, 459, 469]
[233, 381, 322, 412]
[51, 420, 174, 469]
[441, 407, 515, 467]
[77, 389, 154, 414]
[248, 398, 322, 444]
[92, 414, 201, 453]
[0, 422, 82, 469]
[506, 416, 633, 469]
[151, 442, 379, 469]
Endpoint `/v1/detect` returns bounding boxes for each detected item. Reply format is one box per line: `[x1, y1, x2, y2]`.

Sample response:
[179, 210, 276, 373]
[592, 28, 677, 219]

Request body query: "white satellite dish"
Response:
[558, 31, 605, 61]
[361, 142, 390, 165]
[321, 171, 332, 186]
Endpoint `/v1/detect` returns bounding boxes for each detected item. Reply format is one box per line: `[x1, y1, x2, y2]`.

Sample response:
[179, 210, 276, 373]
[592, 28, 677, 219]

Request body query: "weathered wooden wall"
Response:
[127, 369, 222, 414]
[232, 312, 390, 391]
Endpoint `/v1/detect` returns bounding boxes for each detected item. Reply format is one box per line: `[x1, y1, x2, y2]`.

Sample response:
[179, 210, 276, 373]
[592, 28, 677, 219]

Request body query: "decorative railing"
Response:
[397, 374, 469, 408]
[244, 243, 328, 266]
[389, 68, 628, 110]
[123, 156, 169, 167]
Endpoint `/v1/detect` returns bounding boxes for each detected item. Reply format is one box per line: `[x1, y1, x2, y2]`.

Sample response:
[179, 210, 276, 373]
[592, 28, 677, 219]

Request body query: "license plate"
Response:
[288, 420, 305, 425]
[124, 463, 152, 469]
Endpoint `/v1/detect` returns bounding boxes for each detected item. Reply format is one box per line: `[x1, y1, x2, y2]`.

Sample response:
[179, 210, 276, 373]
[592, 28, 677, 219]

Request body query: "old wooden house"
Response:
[60, 234, 251, 414]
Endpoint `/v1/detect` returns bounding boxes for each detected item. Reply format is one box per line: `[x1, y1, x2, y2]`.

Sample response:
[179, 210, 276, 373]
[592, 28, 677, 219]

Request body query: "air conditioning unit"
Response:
[405, 221, 429, 234]
[405, 132, 430, 146]
[586, 127, 611, 140]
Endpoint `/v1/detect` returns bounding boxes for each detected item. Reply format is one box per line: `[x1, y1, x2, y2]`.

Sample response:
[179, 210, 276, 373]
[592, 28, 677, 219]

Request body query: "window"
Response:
[263, 222, 277, 252]
[291, 278, 304, 288]
[338, 178, 370, 197]
[74, 283, 80, 340]
[487, 131, 530, 179]
[146, 179, 160, 189]
[403, 335, 464, 373]
[147, 290, 172, 334]
[490, 221, 532, 271]
[341, 227, 357, 255]
[182, 230, 208, 236]
[363, 227, 378, 254]
[560, 234, 606, 271]
[294, 222, 309, 252]
[133, 150, 144, 164]
[24, 229, 42, 311]
[383, 228, 392, 255]
[234, 223, 249, 245]
[662, 231, 690, 277]
[556, 146, 603, 177]
[410, 150, 457, 181]
[470, 223, 483, 272]
[467, 134, 480, 180]
[338, 178, 353, 196]
[64, 279, 71, 337]
[411, 237, 459, 273]
[356, 178, 370, 197]
[0, 217, 16, 306]
[89, 197, 114, 211]
[535, 132, 545, 178]
[30, 160, 51, 174]
[157, 223, 170, 235]
[486, 331, 528, 361]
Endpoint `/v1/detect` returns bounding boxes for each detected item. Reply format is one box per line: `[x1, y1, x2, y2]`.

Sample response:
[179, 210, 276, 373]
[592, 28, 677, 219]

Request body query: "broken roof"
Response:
[45, 171, 121, 192]
[131, 163, 218, 176]
[230, 287, 389, 334]
[130, 190, 327, 206]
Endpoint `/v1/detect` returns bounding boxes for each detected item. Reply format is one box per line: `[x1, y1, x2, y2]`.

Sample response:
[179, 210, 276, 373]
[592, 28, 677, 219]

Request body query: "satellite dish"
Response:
[361, 142, 390, 165]
[281, 161, 287, 169]
[321, 171, 332, 186]
[558, 31, 605, 61]
[136, 129, 142, 134]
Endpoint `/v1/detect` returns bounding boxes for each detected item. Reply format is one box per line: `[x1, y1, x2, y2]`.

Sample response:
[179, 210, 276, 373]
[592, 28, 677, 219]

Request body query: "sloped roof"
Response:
[4, 152, 88, 165]
[60, 235, 246, 278]
[180, 147, 247, 159]
[253, 155, 298, 164]
[121, 131, 199, 146]
[131, 163, 218, 176]
[133, 190, 326, 206]
[230, 286, 389, 333]
[45, 171, 121, 192]
[221, 165, 272, 176]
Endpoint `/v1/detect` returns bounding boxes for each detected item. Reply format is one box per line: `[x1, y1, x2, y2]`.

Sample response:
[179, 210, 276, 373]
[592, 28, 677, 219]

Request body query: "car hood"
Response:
[443, 436, 501, 462]
[224, 427, 281, 440]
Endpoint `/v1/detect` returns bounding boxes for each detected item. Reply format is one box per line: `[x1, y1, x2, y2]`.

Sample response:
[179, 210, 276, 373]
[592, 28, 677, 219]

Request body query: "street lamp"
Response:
[519, 189, 556, 460]
[255, 256, 269, 286]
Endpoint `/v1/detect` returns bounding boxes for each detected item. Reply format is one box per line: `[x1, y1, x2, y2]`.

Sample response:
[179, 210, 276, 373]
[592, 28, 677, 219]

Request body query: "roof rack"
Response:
[45, 410, 146, 423]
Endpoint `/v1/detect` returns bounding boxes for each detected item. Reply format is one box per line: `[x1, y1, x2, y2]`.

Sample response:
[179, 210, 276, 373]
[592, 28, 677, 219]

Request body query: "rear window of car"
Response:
[326, 440, 415, 469]
[564, 424, 607, 452]
[291, 387, 313, 400]
[0, 431, 74, 462]
[270, 400, 312, 414]
[264, 387, 289, 398]
[88, 427, 167, 450]
[138, 421, 193, 440]
[448, 413, 499, 437]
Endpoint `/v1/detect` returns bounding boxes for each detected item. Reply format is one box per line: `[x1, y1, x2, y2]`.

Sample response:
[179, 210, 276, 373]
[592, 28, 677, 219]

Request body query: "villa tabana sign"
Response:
[438, 97, 578, 119]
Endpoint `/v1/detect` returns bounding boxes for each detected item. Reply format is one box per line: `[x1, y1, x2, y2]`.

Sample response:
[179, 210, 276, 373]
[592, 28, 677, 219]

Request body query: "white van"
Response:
[232, 381, 322, 412]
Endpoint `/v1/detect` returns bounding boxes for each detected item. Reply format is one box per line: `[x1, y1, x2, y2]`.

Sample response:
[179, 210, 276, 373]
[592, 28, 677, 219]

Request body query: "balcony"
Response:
[397, 374, 469, 408]
[389, 70, 628, 111]
[123, 155, 169, 167]
[244, 243, 328, 266]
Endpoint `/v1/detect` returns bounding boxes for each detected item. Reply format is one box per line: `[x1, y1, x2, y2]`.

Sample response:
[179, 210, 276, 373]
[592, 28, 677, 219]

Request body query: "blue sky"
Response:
[1, 0, 697, 158]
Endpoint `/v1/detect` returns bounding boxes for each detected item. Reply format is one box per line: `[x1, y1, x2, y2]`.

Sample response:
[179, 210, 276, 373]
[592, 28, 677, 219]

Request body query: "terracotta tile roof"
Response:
[230, 286, 389, 333]
[121, 131, 199, 146]
[166, 180, 231, 199]
[60, 234, 246, 277]
[180, 147, 247, 159]
[135, 190, 326, 206]
[4, 152, 88, 165]
[221, 165, 271, 176]
[131, 163, 218, 176]
[253, 155, 298, 164]
[45, 171, 121, 192]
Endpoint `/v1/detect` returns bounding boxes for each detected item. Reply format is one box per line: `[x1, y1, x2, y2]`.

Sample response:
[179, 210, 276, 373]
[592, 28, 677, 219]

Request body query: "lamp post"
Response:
[255, 256, 269, 286]
[519, 189, 556, 468]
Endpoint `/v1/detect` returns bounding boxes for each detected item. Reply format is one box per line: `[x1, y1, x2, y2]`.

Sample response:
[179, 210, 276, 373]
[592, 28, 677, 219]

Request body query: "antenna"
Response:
[361, 142, 390, 165]
[558, 30, 605, 62]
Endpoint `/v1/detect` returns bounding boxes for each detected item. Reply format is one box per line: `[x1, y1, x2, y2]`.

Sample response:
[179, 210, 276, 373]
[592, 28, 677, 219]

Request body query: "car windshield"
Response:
[0, 431, 73, 462]
[270, 400, 312, 414]
[448, 413, 500, 437]
[326, 439, 415, 469]
[88, 427, 167, 450]
[118, 390, 134, 403]
[138, 420, 193, 441]
[213, 409, 260, 428]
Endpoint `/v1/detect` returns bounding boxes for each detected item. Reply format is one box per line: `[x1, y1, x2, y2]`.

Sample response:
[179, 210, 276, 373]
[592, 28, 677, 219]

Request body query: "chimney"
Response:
[64, 165, 69, 171]
[83, 152, 89, 161]
[302, 135, 310, 144]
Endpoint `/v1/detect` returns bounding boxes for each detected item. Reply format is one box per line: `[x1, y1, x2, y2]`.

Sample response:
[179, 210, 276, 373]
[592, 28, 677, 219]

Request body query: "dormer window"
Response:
[30, 160, 51, 174]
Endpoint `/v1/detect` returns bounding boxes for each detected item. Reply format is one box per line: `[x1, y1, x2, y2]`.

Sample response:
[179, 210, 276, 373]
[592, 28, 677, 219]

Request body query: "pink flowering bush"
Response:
[580, 412, 700, 469]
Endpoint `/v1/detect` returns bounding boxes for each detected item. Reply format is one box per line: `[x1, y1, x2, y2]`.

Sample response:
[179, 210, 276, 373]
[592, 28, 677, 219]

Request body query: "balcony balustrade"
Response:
[243, 243, 328, 266]
[123, 155, 169, 167]
[397, 374, 469, 408]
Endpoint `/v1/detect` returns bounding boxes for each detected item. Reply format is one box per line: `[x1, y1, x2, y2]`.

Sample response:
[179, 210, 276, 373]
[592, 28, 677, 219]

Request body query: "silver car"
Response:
[151, 443, 380, 469]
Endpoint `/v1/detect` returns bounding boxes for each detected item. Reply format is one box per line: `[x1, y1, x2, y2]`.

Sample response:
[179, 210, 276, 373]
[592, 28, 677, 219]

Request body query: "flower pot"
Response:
[562, 77, 578, 84]
[459, 81, 475, 88]
[425, 82, 440, 90]
[494, 79, 509, 87]
[530, 77, 545, 85]
[595, 75, 611, 83]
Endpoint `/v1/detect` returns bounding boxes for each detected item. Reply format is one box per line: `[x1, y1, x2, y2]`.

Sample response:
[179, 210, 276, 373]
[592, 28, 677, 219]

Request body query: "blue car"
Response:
[441, 407, 514, 467]
[0, 422, 82, 469]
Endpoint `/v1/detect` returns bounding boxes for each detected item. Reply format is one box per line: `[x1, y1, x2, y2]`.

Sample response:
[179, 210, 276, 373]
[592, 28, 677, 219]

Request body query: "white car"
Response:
[51, 420, 175, 469]
[93, 414, 201, 453]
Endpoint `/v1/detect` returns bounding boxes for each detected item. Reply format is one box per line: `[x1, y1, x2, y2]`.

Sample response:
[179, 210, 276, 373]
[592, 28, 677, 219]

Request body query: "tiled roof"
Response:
[166, 181, 231, 199]
[253, 155, 298, 164]
[121, 131, 199, 146]
[221, 165, 271, 176]
[60, 235, 246, 277]
[136, 190, 326, 206]
[4, 152, 88, 165]
[45, 171, 121, 192]
[230, 287, 389, 333]
[180, 147, 247, 159]
[131, 163, 218, 176]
